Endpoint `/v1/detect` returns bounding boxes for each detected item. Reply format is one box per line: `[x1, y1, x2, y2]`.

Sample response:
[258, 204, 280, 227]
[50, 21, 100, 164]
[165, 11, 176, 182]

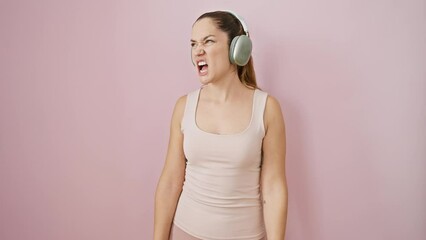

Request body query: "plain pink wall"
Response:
[1, 0, 425, 239]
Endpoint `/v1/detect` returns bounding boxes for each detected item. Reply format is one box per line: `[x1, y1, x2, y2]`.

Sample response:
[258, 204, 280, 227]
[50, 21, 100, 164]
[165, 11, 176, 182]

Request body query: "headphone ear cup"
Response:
[229, 35, 252, 66]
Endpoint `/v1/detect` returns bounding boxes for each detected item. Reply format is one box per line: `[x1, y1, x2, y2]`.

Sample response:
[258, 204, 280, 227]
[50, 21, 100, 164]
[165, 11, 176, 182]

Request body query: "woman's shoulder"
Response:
[175, 94, 187, 107]
[255, 88, 280, 108]
[172, 88, 199, 116]
[265, 94, 281, 111]
[262, 91, 284, 127]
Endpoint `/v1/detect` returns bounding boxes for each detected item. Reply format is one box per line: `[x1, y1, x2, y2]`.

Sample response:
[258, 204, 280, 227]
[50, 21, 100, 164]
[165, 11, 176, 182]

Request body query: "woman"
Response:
[154, 10, 288, 240]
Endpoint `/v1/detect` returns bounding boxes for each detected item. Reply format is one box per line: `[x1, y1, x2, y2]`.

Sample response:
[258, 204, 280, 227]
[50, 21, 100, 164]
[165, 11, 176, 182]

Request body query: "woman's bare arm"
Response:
[261, 96, 288, 240]
[154, 95, 187, 240]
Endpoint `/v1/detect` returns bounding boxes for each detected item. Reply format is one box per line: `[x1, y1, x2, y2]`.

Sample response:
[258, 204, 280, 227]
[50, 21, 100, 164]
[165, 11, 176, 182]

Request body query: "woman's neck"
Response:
[202, 73, 251, 103]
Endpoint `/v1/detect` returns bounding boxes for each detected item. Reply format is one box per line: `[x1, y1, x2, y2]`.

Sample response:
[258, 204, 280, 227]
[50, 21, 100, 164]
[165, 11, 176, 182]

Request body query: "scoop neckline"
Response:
[194, 87, 257, 136]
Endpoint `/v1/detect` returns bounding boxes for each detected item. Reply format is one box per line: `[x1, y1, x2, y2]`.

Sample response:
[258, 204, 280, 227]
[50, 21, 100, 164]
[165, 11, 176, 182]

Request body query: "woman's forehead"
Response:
[191, 18, 222, 39]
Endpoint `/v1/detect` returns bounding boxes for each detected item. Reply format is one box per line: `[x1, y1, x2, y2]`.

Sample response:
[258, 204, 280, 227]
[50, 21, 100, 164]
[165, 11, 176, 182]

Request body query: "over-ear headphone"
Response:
[191, 10, 253, 67]
[225, 10, 252, 66]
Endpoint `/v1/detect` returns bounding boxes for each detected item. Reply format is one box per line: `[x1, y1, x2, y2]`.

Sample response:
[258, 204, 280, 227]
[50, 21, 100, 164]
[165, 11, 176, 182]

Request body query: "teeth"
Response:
[198, 61, 207, 66]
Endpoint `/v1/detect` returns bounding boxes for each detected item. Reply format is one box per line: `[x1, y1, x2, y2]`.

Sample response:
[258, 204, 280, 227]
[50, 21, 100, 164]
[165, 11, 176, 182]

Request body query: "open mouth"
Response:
[197, 61, 208, 73]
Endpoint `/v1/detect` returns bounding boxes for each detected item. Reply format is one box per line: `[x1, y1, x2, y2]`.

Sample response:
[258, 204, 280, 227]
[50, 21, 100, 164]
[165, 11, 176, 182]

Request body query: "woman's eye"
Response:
[205, 40, 214, 45]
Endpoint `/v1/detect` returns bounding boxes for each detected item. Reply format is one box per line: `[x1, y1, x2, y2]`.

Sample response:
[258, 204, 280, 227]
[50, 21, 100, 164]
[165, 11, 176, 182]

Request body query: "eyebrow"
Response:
[190, 35, 215, 42]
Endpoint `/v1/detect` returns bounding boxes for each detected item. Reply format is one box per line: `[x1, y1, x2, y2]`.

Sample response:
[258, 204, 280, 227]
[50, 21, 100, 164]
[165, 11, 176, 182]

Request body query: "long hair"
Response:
[195, 11, 258, 89]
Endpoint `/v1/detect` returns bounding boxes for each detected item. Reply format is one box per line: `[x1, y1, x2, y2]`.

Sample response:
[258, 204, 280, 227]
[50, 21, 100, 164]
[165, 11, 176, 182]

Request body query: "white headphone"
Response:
[225, 10, 253, 66]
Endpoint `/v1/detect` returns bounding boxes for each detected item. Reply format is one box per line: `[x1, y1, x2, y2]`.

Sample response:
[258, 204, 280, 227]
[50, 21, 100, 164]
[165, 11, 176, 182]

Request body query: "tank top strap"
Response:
[251, 89, 269, 136]
[181, 88, 200, 133]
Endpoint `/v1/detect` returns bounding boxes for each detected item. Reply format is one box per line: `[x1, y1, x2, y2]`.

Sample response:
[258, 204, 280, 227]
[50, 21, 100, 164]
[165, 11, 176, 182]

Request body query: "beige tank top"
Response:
[173, 87, 268, 240]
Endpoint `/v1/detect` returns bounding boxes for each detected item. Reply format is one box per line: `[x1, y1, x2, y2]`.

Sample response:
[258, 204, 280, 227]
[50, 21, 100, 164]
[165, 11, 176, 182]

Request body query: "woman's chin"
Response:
[198, 76, 212, 85]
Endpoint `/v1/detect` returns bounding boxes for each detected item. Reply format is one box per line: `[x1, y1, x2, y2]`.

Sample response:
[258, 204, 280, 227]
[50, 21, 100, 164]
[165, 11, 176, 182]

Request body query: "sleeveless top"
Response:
[173, 87, 268, 240]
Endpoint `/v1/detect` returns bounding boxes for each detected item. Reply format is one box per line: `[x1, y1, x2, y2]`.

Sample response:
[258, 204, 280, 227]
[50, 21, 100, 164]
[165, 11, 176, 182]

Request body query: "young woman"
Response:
[154, 11, 288, 240]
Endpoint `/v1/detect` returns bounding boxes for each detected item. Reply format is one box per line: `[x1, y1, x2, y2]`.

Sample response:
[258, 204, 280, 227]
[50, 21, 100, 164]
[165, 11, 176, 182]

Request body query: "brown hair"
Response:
[195, 11, 258, 89]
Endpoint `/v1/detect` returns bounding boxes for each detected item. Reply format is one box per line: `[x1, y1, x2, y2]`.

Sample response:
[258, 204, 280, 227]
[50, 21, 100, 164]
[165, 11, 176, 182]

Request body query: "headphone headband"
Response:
[223, 10, 250, 37]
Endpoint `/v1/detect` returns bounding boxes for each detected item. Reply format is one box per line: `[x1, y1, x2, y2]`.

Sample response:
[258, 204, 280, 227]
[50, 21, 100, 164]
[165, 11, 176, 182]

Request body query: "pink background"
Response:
[1, 0, 425, 239]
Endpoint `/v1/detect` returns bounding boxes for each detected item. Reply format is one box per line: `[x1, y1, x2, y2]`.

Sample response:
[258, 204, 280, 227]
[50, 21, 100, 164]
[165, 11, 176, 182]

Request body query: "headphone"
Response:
[192, 10, 253, 66]
[226, 10, 252, 66]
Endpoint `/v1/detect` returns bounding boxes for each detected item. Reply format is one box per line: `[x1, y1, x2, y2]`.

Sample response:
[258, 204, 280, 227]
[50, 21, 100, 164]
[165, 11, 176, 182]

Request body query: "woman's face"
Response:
[191, 18, 234, 84]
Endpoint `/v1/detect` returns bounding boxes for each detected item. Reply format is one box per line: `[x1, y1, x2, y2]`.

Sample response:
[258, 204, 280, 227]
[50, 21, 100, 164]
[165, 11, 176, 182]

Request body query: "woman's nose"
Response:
[195, 47, 205, 56]
[193, 43, 205, 55]
[198, 49, 205, 57]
